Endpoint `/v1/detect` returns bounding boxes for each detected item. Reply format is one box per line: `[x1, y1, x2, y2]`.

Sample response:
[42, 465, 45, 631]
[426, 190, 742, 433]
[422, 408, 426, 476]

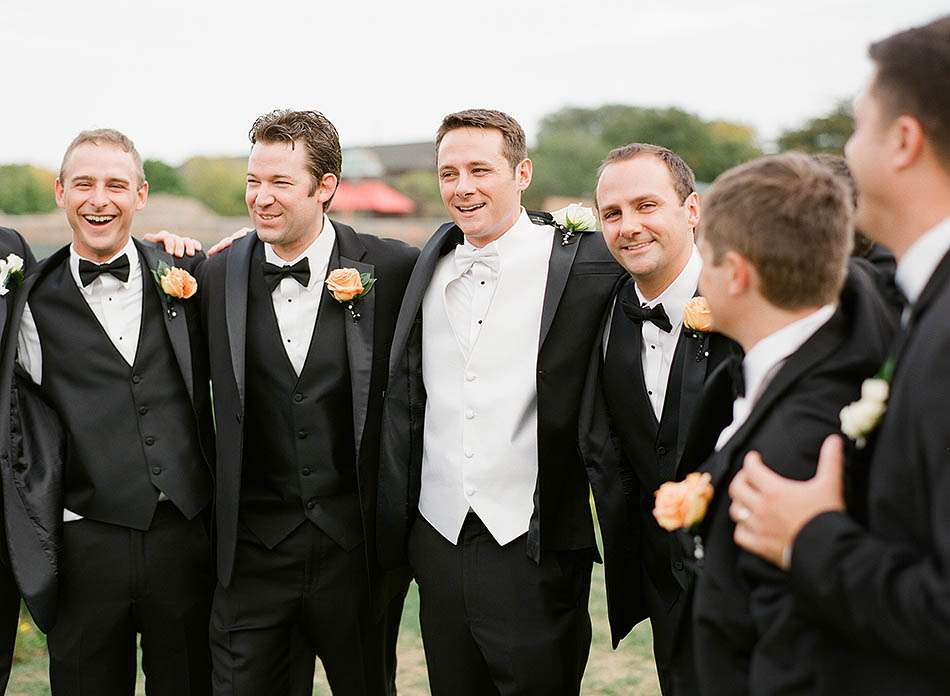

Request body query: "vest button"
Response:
[306, 498, 316, 510]
[132, 374, 142, 384]
[302, 467, 312, 476]
[673, 560, 685, 571]
[138, 406, 148, 416]
[297, 430, 308, 439]
[294, 393, 304, 403]
[145, 436, 156, 446]
[656, 445, 667, 456]
[151, 466, 162, 475]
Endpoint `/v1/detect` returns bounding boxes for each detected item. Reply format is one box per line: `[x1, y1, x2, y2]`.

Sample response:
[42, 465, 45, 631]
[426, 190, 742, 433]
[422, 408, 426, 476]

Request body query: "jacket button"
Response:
[302, 467, 312, 476]
[151, 466, 162, 475]
[132, 374, 142, 384]
[145, 436, 156, 446]
[673, 560, 684, 571]
[294, 393, 304, 403]
[297, 429, 308, 439]
[138, 406, 148, 416]
[306, 498, 316, 510]
[656, 445, 667, 456]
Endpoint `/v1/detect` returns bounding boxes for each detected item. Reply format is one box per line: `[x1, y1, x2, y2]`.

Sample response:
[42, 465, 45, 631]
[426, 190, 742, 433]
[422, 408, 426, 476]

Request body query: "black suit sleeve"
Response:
[790, 351, 950, 662]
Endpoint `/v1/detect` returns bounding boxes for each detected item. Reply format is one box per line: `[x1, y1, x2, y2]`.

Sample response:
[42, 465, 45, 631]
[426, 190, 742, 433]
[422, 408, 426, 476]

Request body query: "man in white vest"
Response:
[376, 109, 624, 695]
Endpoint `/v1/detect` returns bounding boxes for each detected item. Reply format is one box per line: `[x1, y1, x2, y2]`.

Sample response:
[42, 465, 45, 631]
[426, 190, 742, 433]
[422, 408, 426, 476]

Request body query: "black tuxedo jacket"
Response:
[0, 239, 212, 631]
[788, 248, 950, 695]
[685, 262, 896, 696]
[376, 216, 624, 571]
[578, 277, 740, 648]
[199, 222, 418, 588]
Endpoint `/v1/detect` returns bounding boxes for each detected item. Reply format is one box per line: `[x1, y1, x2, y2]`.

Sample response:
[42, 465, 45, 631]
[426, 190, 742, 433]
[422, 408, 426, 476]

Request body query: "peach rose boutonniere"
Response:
[326, 268, 376, 322]
[653, 471, 715, 561]
[683, 296, 714, 362]
[151, 261, 197, 318]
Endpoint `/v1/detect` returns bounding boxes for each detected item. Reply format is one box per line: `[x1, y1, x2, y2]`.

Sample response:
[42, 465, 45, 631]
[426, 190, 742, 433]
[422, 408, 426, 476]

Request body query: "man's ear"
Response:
[725, 250, 752, 297]
[684, 191, 701, 229]
[892, 115, 926, 172]
[515, 158, 533, 192]
[315, 173, 339, 206]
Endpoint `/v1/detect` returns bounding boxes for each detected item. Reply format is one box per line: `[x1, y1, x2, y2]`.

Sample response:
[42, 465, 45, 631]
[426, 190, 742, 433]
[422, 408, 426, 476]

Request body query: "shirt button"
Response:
[465, 409, 475, 419]
[465, 486, 476, 497]
[138, 406, 148, 415]
[465, 373, 476, 382]
[151, 466, 162, 475]
[145, 436, 156, 446]
[464, 449, 474, 459]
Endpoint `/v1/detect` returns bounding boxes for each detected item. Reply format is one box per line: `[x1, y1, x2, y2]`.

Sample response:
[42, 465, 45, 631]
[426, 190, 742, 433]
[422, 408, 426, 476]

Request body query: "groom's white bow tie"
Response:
[454, 243, 500, 275]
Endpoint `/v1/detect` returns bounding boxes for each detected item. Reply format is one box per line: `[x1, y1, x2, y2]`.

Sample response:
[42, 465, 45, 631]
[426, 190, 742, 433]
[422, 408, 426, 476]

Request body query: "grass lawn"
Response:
[8, 557, 660, 695]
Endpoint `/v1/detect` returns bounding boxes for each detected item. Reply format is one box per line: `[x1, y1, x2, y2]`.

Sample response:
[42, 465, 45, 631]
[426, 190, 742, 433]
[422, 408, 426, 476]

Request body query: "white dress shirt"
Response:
[715, 304, 837, 451]
[895, 216, 950, 308]
[265, 217, 336, 376]
[18, 237, 147, 521]
[419, 209, 553, 545]
[604, 246, 703, 419]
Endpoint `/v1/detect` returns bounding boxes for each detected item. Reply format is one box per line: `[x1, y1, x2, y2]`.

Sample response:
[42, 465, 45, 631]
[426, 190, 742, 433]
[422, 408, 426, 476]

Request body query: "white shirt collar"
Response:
[264, 216, 336, 290]
[895, 216, 950, 305]
[69, 236, 139, 290]
[635, 245, 702, 329]
[742, 304, 837, 403]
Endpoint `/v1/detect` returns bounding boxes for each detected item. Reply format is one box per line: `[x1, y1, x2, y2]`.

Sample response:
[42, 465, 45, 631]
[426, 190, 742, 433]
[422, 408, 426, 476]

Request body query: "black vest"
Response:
[240, 242, 360, 550]
[603, 281, 688, 598]
[29, 252, 211, 530]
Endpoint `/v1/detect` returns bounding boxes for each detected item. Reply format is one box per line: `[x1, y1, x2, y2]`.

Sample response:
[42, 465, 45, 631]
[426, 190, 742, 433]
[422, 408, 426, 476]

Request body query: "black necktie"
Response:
[619, 284, 672, 332]
[262, 258, 310, 292]
[78, 254, 130, 286]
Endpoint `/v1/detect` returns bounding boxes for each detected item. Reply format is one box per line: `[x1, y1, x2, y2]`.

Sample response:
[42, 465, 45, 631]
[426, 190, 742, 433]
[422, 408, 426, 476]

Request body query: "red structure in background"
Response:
[330, 180, 417, 215]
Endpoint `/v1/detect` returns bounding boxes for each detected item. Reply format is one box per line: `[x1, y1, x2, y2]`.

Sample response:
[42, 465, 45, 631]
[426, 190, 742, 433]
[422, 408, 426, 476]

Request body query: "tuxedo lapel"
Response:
[334, 222, 375, 460]
[388, 223, 459, 376]
[675, 331, 708, 464]
[711, 310, 846, 489]
[137, 241, 194, 402]
[539, 234, 580, 351]
[891, 248, 950, 377]
[225, 232, 257, 409]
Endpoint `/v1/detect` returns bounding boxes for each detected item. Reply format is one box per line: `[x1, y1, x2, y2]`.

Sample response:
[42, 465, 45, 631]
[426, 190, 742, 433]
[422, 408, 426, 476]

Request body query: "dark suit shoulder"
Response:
[0, 226, 36, 269]
[573, 229, 621, 266]
[356, 233, 420, 271]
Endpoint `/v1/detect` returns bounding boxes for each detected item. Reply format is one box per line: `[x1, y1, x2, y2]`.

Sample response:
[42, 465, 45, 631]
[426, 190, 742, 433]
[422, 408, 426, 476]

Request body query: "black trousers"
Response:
[409, 513, 593, 696]
[48, 503, 214, 696]
[210, 520, 382, 696]
[643, 566, 700, 696]
[0, 551, 19, 694]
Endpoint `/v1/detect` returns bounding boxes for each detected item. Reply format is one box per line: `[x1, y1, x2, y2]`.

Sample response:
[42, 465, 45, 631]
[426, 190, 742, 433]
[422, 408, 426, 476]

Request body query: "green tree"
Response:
[179, 156, 247, 216]
[0, 165, 56, 214]
[777, 101, 854, 154]
[525, 104, 762, 207]
[388, 170, 443, 216]
[143, 159, 187, 195]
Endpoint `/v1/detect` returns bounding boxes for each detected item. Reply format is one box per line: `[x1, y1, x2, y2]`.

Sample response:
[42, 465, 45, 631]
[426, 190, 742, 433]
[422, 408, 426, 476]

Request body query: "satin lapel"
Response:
[225, 232, 257, 409]
[675, 331, 710, 465]
[137, 241, 194, 402]
[710, 310, 846, 490]
[388, 223, 460, 377]
[539, 233, 580, 351]
[334, 223, 374, 460]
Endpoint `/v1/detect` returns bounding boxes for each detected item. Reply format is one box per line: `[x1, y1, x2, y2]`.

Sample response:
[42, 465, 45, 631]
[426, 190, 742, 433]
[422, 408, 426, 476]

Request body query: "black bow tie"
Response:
[78, 254, 130, 287]
[725, 355, 746, 399]
[619, 284, 672, 333]
[262, 258, 310, 292]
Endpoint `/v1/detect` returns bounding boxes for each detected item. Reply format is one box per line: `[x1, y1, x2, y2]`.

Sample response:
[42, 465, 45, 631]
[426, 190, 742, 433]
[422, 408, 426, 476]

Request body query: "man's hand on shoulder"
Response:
[208, 228, 253, 256]
[142, 230, 203, 258]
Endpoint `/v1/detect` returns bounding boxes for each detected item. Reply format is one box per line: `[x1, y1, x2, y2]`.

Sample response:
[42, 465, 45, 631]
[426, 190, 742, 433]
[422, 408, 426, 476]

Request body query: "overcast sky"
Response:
[2, 1, 945, 169]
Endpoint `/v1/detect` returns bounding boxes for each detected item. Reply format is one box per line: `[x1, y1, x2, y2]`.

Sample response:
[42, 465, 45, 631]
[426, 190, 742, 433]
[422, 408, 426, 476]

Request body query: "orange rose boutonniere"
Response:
[151, 261, 197, 318]
[653, 472, 714, 532]
[326, 268, 376, 322]
[683, 297, 714, 336]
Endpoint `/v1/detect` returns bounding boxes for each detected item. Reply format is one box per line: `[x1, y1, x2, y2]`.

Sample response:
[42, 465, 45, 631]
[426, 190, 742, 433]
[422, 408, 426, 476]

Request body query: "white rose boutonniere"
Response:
[840, 360, 894, 448]
[0, 254, 25, 296]
[551, 203, 597, 246]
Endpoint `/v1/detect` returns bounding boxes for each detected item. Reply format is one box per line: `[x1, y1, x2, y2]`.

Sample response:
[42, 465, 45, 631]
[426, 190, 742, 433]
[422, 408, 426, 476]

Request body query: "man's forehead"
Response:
[437, 128, 506, 164]
[63, 143, 137, 180]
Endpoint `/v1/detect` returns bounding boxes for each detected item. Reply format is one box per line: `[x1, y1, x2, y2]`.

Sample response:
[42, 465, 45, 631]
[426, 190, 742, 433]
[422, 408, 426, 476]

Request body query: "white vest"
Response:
[419, 213, 552, 545]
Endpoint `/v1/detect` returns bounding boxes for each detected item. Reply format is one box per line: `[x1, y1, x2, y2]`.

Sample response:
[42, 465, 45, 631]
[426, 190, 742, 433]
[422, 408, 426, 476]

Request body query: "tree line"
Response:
[0, 102, 855, 216]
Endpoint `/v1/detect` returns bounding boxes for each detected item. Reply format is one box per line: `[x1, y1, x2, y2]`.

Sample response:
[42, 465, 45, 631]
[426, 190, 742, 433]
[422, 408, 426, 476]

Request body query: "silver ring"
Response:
[736, 506, 751, 522]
